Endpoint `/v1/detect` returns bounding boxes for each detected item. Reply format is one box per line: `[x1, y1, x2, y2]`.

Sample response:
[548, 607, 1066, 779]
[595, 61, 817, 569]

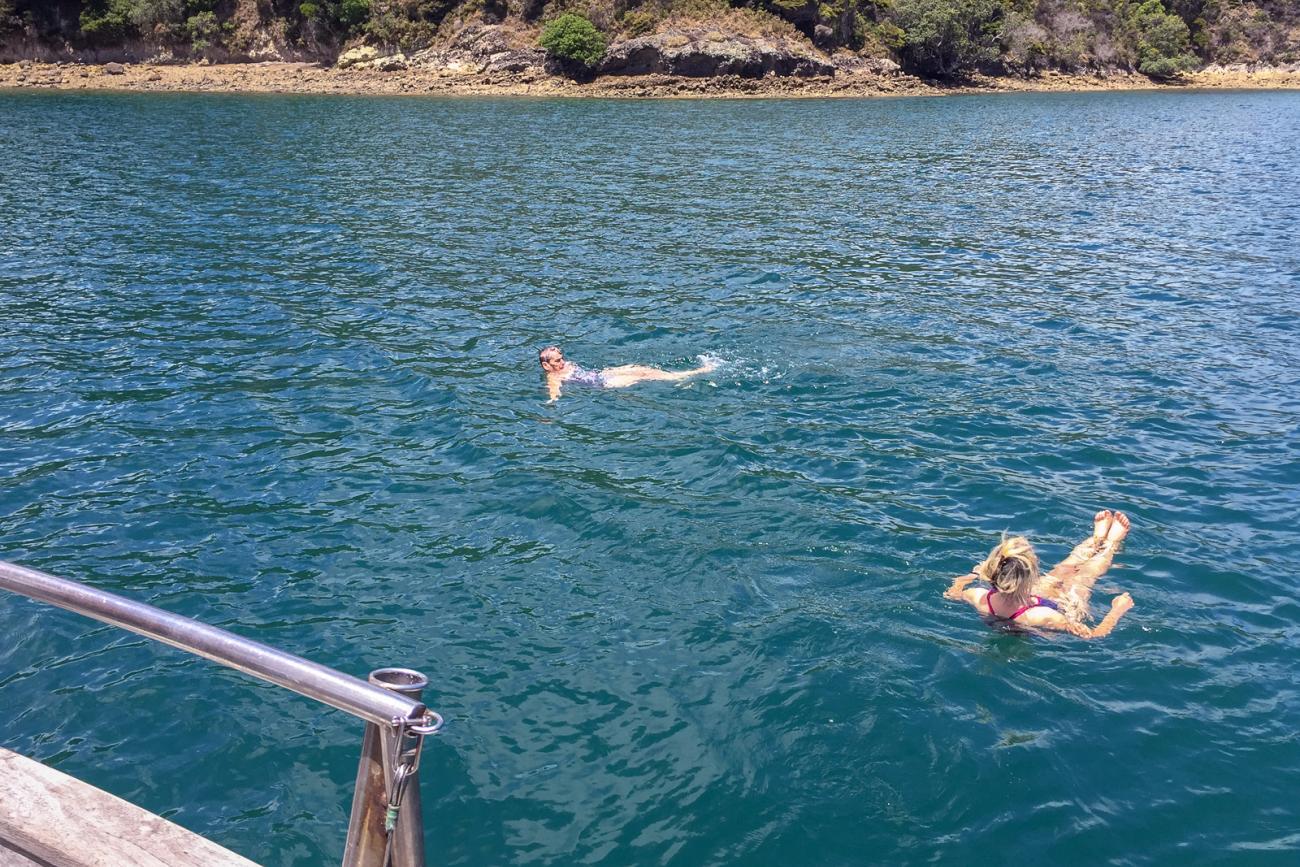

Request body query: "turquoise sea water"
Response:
[1, 88, 1299, 865]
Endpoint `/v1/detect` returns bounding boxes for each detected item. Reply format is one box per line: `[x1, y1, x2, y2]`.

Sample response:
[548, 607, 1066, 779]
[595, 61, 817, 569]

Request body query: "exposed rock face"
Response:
[601, 31, 836, 78]
[1203, 61, 1300, 73]
[449, 23, 545, 72]
[223, 0, 315, 62]
[409, 24, 545, 75]
[103, 62, 125, 74]
[0, 37, 139, 64]
[0, 18, 888, 81]
[337, 45, 380, 68]
[336, 45, 413, 70]
[373, 54, 409, 71]
[830, 54, 901, 76]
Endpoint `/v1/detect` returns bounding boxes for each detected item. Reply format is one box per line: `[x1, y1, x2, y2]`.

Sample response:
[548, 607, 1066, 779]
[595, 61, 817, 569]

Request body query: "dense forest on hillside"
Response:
[2, 0, 1296, 78]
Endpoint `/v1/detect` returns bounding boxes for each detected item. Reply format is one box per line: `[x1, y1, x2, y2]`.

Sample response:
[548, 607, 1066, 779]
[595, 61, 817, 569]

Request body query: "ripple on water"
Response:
[0, 89, 1299, 865]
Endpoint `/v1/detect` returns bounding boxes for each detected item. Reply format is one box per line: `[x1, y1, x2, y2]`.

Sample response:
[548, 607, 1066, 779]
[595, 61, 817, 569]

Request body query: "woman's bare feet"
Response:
[695, 354, 720, 374]
[1105, 511, 1130, 546]
[1093, 510, 1113, 546]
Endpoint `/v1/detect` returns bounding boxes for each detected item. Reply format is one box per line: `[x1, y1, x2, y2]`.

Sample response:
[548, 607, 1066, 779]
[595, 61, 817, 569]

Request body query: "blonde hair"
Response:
[976, 535, 1040, 605]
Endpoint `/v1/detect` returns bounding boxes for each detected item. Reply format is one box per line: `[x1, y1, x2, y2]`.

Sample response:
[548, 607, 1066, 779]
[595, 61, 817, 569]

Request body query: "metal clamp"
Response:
[406, 711, 443, 737]
[382, 711, 440, 835]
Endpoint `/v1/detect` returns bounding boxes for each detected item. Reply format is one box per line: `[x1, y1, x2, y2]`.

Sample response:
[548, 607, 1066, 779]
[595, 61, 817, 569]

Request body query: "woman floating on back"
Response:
[539, 345, 717, 402]
[944, 510, 1135, 638]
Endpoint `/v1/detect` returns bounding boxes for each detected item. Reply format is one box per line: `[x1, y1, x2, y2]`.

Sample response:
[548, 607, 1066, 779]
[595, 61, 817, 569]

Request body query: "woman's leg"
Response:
[1039, 511, 1112, 586]
[600, 360, 717, 388]
[1037, 512, 1129, 621]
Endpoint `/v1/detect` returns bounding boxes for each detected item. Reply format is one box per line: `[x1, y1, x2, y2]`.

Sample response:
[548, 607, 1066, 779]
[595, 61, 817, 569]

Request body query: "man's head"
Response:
[539, 346, 565, 372]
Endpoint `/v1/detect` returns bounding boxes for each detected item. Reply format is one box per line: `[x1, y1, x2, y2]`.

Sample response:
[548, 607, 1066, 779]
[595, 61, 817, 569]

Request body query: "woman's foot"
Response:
[695, 354, 720, 374]
[1105, 511, 1130, 546]
[1093, 510, 1113, 546]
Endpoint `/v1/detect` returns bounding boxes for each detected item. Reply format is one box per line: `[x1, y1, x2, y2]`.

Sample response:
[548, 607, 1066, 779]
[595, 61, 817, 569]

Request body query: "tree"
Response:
[890, 0, 1007, 78]
[0, 0, 18, 33]
[79, 0, 138, 43]
[131, 0, 183, 31]
[539, 13, 607, 77]
[1132, 0, 1198, 77]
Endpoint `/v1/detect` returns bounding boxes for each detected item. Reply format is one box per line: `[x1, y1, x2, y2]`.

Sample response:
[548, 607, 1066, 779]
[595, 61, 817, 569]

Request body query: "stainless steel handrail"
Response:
[0, 559, 437, 867]
[0, 560, 422, 725]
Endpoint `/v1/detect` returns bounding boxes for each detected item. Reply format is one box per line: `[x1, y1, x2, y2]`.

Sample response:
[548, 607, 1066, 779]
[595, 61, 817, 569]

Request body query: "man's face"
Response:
[540, 351, 564, 372]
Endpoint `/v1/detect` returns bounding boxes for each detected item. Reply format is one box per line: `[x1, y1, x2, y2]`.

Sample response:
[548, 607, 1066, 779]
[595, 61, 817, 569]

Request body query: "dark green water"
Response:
[2, 89, 1299, 865]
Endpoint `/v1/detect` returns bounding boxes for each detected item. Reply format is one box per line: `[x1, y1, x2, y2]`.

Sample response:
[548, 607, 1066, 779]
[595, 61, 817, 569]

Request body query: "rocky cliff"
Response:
[1, 0, 1297, 82]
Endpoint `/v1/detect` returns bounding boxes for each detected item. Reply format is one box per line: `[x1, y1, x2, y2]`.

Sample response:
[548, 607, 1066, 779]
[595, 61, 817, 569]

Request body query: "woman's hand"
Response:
[1066, 592, 1135, 639]
[944, 572, 978, 600]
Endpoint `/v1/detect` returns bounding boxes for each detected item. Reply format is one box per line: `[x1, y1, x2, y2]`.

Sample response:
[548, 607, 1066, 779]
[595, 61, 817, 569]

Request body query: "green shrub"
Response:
[620, 8, 658, 37]
[1000, 10, 1049, 70]
[365, 11, 436, 47]
[768, 0, 813, 14]
[297, 0, 370, 32]
[874, 19, 907, 49]
[130, 0, 184, 32]
[1190, 15, 1208, 49]
[364, 0, 450, 49]
[539, 12, 608, 71]
[338, 0, 371, 29]
[1132, 0, 1198, 77]
[0, 0, 18, 34]
[889, 0, 1007, 77]
[79, 0, 220, 42]
[186, 9, 219, 48]
[80, 0, 137, 43]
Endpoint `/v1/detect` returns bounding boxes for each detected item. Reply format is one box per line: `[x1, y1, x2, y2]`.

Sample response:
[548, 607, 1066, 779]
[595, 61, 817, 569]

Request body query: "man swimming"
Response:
[943, 510, 1135, 638]
[539, 346, 718, 402]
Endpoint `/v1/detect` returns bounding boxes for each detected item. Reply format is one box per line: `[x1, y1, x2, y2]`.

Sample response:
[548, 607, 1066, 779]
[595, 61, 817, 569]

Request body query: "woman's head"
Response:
[539, 346, 565, 372]
[977, 535, 1039, 601]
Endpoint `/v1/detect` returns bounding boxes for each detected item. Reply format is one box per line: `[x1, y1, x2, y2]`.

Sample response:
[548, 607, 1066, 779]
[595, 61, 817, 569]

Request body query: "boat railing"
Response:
[0, 559, 441, 867]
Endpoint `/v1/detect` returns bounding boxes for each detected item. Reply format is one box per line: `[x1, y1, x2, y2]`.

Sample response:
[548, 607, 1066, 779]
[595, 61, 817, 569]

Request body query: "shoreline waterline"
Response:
[3, 61, 1300, 99]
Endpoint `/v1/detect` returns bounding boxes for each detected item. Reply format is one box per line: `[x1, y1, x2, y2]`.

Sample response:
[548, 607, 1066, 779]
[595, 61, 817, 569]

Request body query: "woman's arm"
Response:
[1046, 593, 1134, 639]
[944, 573, 989, 610]
[943, 572, 978, 601]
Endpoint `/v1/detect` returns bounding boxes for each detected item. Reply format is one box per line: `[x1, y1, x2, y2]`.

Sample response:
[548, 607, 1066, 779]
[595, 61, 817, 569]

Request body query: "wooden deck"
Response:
[0, 748, 259, 867]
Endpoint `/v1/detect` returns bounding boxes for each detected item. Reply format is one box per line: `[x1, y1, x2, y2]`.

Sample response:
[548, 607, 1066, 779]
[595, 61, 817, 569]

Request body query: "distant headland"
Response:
[2, 0, 1297, 98]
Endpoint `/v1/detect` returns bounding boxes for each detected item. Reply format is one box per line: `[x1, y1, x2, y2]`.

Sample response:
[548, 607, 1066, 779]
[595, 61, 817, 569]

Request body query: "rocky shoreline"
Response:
[3, 58, 1300, 100]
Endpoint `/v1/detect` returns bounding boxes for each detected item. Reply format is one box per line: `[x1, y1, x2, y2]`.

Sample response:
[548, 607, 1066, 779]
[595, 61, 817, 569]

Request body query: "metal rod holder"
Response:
[343, 669, 430, 867]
